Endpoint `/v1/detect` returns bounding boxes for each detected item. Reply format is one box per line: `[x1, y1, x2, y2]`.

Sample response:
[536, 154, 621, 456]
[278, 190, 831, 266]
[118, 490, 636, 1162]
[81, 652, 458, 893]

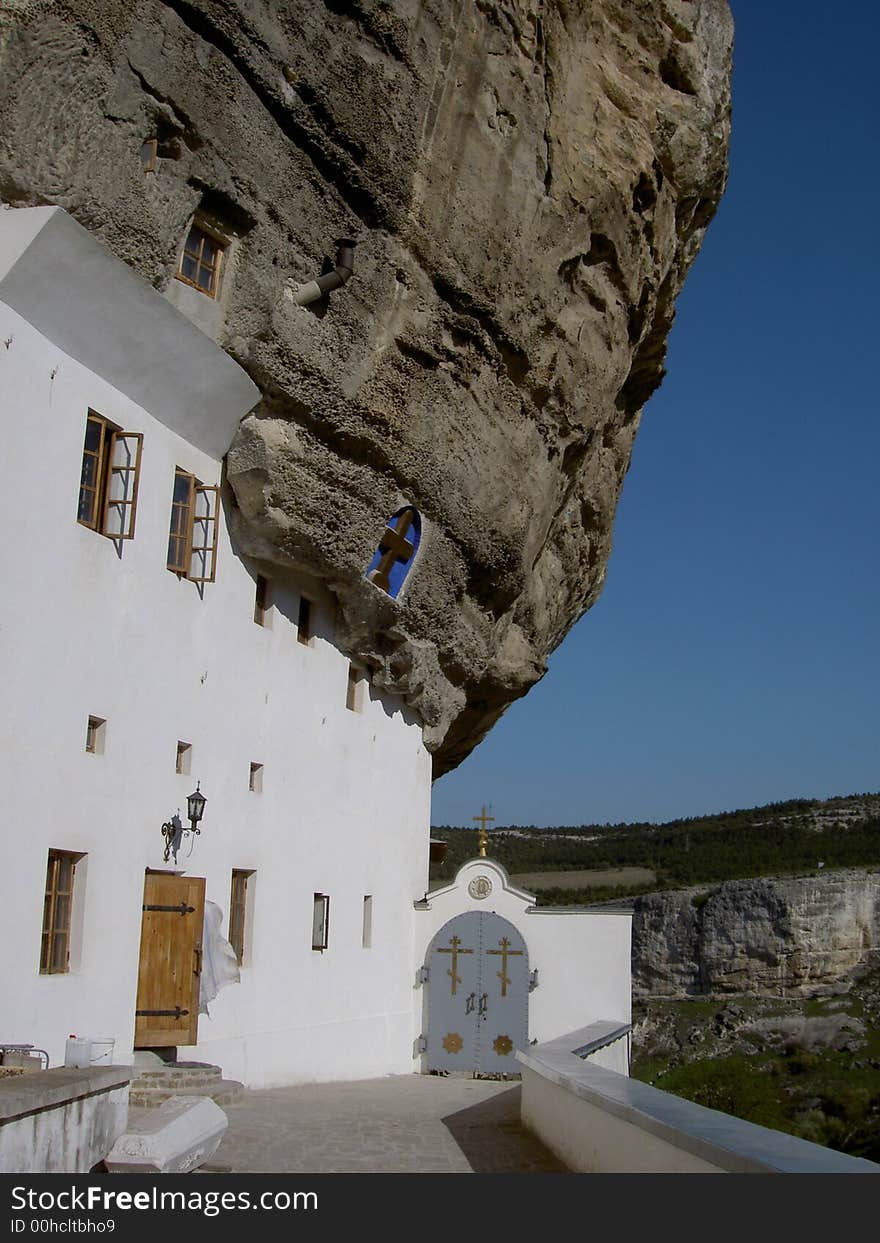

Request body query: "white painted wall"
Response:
[0, 1071, 130, 1175]
[413, 859, 631, 1071]
[0, 211, 433, 1088]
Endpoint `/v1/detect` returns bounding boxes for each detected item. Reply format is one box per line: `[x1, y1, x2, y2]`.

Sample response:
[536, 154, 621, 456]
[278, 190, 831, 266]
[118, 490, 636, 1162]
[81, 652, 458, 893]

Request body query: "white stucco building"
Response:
[0, 205, 631, 1091]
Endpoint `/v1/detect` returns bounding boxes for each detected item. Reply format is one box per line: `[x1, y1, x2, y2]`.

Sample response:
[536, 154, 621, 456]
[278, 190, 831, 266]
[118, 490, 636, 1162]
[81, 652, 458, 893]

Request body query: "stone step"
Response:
[135, 1071, 224, 1089]
[134, 1062, 223, 1088]
[129, 1080, 245, 1109]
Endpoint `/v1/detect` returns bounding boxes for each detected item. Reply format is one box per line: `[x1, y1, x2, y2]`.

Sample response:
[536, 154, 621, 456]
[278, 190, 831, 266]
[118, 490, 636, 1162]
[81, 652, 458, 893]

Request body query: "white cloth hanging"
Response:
[199, 900, 240, 1015]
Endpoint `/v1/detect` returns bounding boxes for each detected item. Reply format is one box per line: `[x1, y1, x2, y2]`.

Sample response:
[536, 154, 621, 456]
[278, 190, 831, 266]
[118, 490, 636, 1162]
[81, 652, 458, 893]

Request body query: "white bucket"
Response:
[89, 1038, 115, 1066]
[64, 1036, 91, 1069]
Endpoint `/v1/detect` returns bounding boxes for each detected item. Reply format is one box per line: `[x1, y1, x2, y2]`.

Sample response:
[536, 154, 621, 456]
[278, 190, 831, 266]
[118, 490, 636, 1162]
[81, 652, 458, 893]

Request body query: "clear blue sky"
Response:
[433, 0, 880, 828]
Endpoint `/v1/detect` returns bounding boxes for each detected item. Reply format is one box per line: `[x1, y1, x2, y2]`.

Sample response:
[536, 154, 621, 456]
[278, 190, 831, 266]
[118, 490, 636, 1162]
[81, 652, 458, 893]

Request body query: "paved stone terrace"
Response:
[203, 1075, 569, 1174]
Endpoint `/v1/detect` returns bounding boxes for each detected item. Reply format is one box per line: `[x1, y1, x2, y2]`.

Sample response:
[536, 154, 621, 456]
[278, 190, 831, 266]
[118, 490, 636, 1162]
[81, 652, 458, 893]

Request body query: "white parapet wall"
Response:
[0, 1067, 131, 1174]
[518, 1026, 880, 1174]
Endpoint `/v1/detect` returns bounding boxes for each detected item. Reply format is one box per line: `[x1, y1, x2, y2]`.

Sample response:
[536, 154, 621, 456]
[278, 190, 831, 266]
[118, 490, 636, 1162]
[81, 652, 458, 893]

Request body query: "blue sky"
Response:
[432, 0, 880, 828]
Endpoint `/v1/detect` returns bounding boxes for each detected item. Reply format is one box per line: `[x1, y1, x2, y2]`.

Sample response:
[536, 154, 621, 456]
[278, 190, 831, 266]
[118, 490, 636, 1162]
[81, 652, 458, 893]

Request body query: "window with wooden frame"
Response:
[312, 893, 330, 951]
[166, 467, 220, 582]
[229, 869, 255, 966]
[77, 411, 143, 539]
[176, 219, 226, 299]
[297, 596, 312, 646]
[41, 850, 85, 974]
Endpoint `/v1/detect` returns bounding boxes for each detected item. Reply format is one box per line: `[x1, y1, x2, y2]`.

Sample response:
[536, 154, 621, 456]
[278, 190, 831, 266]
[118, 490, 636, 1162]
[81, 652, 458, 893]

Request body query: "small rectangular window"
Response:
[254, 575, 269, 626]
[77, 412, 143, 540]
[85, 716, 105, 755]
[362, 895, 372, 949]
[176, 220, 226, 299]
[346, 664, 361, 712]
[41, 850, 84, 974]
[297, 597, 312, 646]
[312, 893, 330, 951]
[249, 762, 263, 793]
[167, 469, 220, 582]
[229, 869, 255, 965]
[176, 741, 192, 775]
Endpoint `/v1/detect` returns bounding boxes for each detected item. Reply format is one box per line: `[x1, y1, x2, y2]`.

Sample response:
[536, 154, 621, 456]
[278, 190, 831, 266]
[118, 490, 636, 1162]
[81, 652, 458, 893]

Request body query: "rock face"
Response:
[633, 871, 880, 998]
[0, 0, 733, 772]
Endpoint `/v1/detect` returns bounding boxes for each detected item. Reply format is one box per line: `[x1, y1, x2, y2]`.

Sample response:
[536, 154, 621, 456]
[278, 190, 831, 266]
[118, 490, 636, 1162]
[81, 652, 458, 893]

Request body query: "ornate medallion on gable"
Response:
[366, 506, 421, 598]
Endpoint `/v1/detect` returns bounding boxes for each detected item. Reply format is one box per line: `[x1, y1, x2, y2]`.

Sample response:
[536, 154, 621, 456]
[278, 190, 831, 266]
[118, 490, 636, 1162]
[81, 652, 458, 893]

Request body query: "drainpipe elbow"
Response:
[293, 238, 356, 306]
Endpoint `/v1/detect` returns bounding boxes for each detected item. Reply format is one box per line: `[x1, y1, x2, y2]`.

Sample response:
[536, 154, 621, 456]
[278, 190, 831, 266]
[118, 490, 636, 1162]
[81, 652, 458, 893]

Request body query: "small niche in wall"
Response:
[249, 762, 263, 793]
[176, 741, 192, 775]
[346, 664, 363, 713]
[297, 596, 312, 646]
[85, 716, 106, 755]
[254, 575, 270, 626]
[140, 138, 158, 174]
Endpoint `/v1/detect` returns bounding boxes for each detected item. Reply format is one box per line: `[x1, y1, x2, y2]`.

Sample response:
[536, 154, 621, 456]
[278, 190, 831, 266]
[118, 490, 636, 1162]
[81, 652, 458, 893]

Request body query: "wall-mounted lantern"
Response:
[162, 782, 207, 864]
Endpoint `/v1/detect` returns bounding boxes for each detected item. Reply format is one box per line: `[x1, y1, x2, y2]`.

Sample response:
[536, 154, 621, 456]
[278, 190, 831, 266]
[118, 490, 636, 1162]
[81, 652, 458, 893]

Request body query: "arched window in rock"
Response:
[366, 506, 421, 598]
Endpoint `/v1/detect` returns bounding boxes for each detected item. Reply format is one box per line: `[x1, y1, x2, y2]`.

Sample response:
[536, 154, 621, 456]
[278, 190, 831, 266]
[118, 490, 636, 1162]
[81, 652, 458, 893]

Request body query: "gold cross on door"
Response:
[486, 936, 524, 997]
[437, 934, 473, 995]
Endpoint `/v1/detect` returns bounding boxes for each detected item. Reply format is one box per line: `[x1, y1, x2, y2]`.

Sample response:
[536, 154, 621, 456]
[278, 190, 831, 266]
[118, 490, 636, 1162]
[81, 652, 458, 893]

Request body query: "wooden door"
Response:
[134, 872, 205, 1047]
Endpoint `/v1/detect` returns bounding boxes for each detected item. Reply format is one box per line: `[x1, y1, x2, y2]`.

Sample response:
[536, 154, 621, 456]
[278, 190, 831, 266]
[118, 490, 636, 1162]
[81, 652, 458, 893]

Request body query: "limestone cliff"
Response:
[633, 871, 880, 998]
[0, 0, 733, 772]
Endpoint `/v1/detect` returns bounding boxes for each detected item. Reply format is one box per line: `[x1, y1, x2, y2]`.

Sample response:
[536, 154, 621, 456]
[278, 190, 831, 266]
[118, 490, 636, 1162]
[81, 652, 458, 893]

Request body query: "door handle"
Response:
[465, 992, 476, 1015]
[478, 993, 488, 1017]
[193, 946, 202, 976]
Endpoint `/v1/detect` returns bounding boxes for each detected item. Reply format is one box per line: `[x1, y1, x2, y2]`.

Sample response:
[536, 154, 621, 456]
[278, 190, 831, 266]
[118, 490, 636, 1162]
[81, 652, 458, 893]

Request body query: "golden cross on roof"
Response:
[473, 804, 494, 857]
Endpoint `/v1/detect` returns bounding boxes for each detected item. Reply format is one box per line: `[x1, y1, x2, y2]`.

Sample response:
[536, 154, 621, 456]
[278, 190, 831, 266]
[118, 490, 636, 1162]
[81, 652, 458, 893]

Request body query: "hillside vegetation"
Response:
[430, 793, 880, 902]
[631, 969, 880, 1163]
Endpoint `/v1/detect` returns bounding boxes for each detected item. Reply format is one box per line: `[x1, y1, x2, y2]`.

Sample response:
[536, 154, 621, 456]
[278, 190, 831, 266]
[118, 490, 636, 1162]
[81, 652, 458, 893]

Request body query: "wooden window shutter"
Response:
[101, 431, 143, 540]
[188, 485, 220, 583]
[167, 469, 195, 573]
[229, 870, 252, 965]
[78, 413, 109, 530]
[40, 850, 84, 974]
